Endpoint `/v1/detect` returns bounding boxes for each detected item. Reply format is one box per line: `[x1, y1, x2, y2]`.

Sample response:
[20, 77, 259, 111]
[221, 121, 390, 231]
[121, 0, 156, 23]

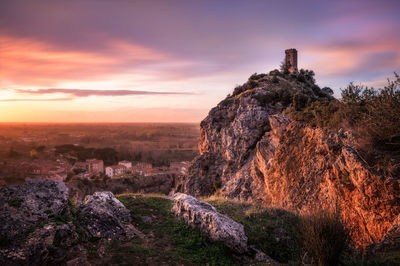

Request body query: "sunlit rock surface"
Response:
[174, 73, 400, 248]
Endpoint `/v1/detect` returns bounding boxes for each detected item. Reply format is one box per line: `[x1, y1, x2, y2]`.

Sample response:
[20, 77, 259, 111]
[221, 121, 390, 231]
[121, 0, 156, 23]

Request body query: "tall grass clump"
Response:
[299, 209, 348, 266]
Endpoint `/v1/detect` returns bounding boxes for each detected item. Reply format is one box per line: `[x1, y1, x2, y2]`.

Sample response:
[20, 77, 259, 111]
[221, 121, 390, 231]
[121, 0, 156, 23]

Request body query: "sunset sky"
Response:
[0, 0, 399, 122]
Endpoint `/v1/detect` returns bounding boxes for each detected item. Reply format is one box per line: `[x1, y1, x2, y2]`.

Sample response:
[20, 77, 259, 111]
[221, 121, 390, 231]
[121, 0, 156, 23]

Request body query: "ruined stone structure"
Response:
[285, 48, 298, 73]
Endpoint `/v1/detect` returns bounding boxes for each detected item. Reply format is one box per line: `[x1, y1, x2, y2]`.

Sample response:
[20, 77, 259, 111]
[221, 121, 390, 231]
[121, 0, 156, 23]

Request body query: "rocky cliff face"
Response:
[253, 116, 399, 247]
[175, 72, 400, 248]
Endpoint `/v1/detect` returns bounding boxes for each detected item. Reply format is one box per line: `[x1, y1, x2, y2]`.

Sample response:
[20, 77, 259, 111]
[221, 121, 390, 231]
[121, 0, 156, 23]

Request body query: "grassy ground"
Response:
[95, 194, 237, 265]
[91, 194, 305, 265]
[84, 194, 399, 265]
[204, 196, 302, 264]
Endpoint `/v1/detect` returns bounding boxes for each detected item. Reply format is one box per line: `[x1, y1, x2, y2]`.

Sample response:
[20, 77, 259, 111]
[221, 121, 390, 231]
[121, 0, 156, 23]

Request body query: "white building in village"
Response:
[86, 159, 104, 175]
[118, 160, 132, 169]
[105, 165, 127, 178]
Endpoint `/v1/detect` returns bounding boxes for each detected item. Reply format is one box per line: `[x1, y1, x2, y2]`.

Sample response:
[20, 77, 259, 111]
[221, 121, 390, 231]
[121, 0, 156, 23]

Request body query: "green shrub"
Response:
[284, 73, 400, 146]
[8, 198, 23, 208]
[232, 85, 245, 96]
[364, 74, 400, 143]
[249, 72, 267, 81]
[299, 209, 348, 266]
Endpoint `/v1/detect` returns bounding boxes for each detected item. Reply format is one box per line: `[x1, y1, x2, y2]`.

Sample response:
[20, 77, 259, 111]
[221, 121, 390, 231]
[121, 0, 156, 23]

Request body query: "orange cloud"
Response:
[0, 97, 73, 102]
[0, 36, 171, 86]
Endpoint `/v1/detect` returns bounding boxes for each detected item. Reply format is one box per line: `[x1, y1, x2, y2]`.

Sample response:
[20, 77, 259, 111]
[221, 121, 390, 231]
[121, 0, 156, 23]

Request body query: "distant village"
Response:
[0, 148, 189, 186]
[73, 158, 189, 179]
[0, 123, 199, 187]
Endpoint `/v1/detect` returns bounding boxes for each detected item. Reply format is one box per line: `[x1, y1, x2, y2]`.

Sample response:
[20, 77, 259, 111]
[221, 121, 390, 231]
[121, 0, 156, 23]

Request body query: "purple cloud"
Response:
[15, 88, 194, 97]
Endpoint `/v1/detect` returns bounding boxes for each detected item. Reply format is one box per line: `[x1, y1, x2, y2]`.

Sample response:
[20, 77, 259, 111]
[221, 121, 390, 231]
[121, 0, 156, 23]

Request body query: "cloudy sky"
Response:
[0, 0, 399, 122]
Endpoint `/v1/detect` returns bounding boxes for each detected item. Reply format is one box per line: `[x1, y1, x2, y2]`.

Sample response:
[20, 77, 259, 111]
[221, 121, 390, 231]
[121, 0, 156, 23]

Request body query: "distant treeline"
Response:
[55, 144, 198, 167]
[55, 144, 118, 165]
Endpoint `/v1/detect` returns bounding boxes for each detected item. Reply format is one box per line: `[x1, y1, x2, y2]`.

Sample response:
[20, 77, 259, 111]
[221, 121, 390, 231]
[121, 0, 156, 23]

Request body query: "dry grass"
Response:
[115, 192, 168, 198]
[299, 209, 348, 266]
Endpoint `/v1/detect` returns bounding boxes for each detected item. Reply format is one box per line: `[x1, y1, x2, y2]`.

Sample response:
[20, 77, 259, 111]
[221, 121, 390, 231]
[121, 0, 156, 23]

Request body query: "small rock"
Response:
[141, 216, 152, 224]
[250, 246, 278, 264]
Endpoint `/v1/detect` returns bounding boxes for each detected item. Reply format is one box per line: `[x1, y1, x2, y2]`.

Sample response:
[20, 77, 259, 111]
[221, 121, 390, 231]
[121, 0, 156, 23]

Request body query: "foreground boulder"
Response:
[77, 191, 135, 240]
[171, 193, 248, 254]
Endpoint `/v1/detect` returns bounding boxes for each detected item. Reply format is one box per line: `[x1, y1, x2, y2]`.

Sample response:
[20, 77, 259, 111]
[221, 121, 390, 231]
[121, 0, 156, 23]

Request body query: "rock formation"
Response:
[174, 71, 400, 248]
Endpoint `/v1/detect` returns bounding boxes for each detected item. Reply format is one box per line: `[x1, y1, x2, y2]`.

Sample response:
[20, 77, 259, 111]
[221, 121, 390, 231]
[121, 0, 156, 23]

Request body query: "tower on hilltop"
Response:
[284, 48, 298, 73]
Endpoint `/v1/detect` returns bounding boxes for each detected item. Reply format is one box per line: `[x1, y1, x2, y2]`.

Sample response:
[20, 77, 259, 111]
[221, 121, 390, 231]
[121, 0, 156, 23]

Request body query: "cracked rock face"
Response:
[252, 118, 400, 247]
[77, 191, 134, 240]
[171, 193, 248, 254]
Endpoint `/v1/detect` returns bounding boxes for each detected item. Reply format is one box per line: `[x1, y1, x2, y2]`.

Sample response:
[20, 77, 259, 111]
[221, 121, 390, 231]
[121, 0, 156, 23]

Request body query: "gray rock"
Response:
[77, 191, 133, 240]
[0, 179, 69, 243]
[141, 216, 152, 224]
[173, 72, 334, 201]
[0, 223, 80, 266]
[249, 246, 278, 264]
[0, 181, 138, 265]
[171, 193, 248, 253]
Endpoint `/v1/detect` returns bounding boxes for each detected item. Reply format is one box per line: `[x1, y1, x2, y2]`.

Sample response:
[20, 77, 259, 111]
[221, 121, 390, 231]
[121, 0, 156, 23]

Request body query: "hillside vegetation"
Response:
[284, 72, 400, 178]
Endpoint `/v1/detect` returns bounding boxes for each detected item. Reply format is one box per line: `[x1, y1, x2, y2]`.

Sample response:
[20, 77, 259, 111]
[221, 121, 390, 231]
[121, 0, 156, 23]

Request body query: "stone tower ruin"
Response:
[285, 48, 298, 73]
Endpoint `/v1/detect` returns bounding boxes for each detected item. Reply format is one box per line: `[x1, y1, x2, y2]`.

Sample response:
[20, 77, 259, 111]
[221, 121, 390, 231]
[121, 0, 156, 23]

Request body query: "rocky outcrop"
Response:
[0, 180, 135, 265]
[175, 72, 400, 248]
[171, 193, 248, 253]
[175, 73, 332, 201]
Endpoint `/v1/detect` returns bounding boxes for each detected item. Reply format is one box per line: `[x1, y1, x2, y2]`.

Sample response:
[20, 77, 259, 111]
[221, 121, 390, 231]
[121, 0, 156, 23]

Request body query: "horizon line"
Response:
[0, 121, 201, 124]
